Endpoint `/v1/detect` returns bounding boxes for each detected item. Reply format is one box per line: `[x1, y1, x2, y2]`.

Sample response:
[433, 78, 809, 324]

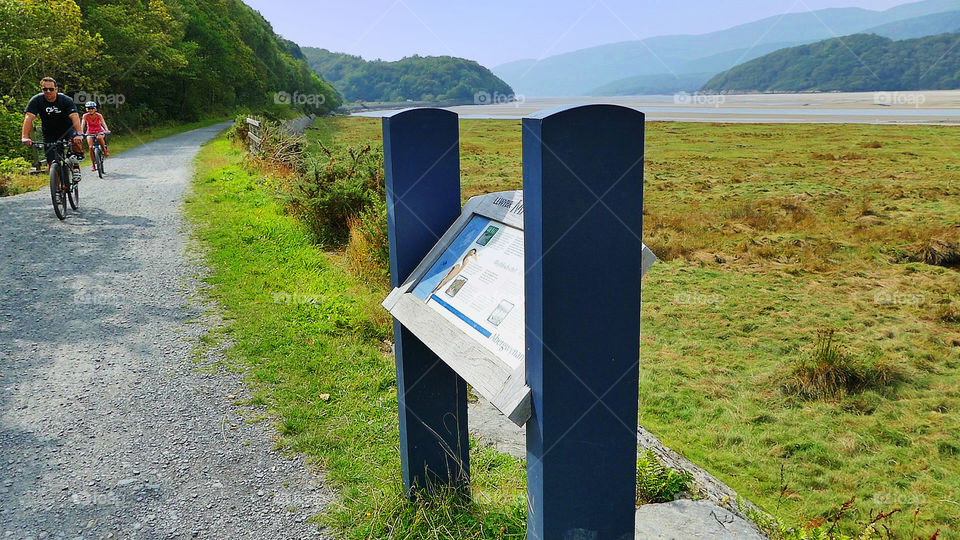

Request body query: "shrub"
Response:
[285, 142, 382, 247]
[0, 157, 30, 197]
[635, 450, 692, 505]
[233, 115, 306, 173]
[227, 115, 249, 143]
[782, 330, 903, 400]
[1, 96, 31, 162]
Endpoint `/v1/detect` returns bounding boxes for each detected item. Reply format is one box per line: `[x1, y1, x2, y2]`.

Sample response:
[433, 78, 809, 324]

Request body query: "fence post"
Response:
[523, 104, 645, 539]
[246, 117, 262, 155]
[382, 108, 470, 497]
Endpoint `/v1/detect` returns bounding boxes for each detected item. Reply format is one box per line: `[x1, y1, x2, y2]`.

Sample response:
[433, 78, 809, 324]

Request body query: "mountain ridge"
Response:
[493, 0, 960, 97]
[701, 32, 960, 93]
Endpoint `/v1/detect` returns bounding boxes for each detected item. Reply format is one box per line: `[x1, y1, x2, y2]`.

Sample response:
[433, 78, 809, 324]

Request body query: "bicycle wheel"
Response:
[68, 168, 80, 210]
[49, 163, 66, 220]
[95, 147, 104, 179]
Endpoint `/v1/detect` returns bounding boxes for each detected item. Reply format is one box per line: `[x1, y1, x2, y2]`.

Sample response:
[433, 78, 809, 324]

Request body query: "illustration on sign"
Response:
[412, 215, 525, 370]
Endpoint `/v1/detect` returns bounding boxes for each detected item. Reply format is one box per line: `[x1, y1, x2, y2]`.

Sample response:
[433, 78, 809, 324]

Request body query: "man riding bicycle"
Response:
[20, 77, 84, 183]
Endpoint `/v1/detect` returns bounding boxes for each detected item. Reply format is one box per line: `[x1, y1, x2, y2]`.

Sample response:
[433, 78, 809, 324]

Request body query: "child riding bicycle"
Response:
[80, 101, 110, 171]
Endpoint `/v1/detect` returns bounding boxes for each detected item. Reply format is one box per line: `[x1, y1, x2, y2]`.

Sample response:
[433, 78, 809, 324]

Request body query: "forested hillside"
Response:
[302, 48, 513, 104]
[702, 33, 960, 93]
[0, 0, 339, 152]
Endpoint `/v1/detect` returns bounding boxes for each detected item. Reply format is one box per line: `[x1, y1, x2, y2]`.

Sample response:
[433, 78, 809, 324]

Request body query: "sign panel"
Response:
[411, 216, 525, 370]
[383, 189, 657, 426]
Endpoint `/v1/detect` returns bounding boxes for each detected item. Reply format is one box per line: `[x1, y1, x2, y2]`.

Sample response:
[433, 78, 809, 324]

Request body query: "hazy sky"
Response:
[244, 0, 918, 67]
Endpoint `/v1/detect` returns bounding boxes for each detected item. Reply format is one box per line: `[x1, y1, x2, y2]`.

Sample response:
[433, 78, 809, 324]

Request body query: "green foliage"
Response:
[0, 156, 30, 196]
[704, 32, 960, 92]
[0, 0, 340, 149]
[782, 330, 904, 400]
[302, 48, 514, 103]
[284, 141, 383, 247]
[0, 96, 31, 161]
[635, 451, 692, 505]
[0, 0, 104, 98]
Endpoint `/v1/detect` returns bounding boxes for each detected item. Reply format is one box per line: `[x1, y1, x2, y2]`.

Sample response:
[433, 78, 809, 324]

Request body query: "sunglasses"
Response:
[41, 87, 56, 92]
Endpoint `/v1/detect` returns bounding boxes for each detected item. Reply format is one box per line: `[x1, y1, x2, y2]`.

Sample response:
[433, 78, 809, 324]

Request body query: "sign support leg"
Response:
[523, 104, 646, 539]
[383, 108, 470, 497]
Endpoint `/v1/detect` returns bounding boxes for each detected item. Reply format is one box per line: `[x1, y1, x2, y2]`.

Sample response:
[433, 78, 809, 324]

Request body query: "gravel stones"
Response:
[0, 124, 332, 539]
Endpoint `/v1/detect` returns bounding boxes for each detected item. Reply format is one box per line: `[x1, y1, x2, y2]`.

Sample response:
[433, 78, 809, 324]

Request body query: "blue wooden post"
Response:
[523, 105, 645, 539]
[383, 108, 470, 497]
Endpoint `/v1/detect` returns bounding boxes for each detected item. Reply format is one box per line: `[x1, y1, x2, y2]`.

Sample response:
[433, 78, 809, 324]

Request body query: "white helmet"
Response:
[85, 101, 97, 108]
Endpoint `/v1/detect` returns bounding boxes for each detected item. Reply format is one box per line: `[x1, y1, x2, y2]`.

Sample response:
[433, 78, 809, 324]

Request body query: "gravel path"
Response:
[0, 124, 332, 539]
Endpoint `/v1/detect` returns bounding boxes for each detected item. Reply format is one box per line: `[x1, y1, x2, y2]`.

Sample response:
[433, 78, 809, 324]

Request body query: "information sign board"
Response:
[383, 189, 657, 426]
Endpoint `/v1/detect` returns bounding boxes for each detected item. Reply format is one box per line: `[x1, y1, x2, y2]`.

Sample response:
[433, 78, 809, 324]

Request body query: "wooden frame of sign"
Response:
[382, 190, 531, 426]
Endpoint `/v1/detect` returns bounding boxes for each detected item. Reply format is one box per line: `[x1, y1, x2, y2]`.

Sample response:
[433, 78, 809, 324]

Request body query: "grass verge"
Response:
[186, 136, 527, 538]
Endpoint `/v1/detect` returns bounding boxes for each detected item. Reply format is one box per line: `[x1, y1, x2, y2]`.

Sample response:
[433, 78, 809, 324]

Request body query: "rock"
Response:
[635, 500, 766, 539]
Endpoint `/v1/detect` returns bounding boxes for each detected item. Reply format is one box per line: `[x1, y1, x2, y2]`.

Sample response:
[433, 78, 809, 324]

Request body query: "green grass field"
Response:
[301, 117, 959, 537]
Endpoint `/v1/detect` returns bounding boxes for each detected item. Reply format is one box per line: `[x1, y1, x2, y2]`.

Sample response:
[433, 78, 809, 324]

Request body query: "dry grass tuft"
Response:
[645, 232, 696, 262]
[862, 141, 884, 149]
[782, 330, 904, 400]
[345, 199, 390, 285]
[724, 196, 813, 232]
[936, 302, 960, 323]
[910, 231, 960, 267]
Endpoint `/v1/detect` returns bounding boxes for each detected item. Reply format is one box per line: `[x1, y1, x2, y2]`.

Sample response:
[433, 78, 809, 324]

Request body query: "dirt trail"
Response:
[0, 124, 331, 539]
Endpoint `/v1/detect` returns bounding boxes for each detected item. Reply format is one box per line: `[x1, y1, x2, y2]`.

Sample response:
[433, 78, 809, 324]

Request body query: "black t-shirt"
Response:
[25, 93, 78, 142]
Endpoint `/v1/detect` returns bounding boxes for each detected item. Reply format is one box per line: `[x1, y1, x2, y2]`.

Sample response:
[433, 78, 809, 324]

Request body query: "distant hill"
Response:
[493, 0, 960, 97]
[701, 33, 960, 93]
[862, 9, 960, 40]
[587, 42, 798, 96]
[590, 73, 712, 96]
[302, 48, 513, 104]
